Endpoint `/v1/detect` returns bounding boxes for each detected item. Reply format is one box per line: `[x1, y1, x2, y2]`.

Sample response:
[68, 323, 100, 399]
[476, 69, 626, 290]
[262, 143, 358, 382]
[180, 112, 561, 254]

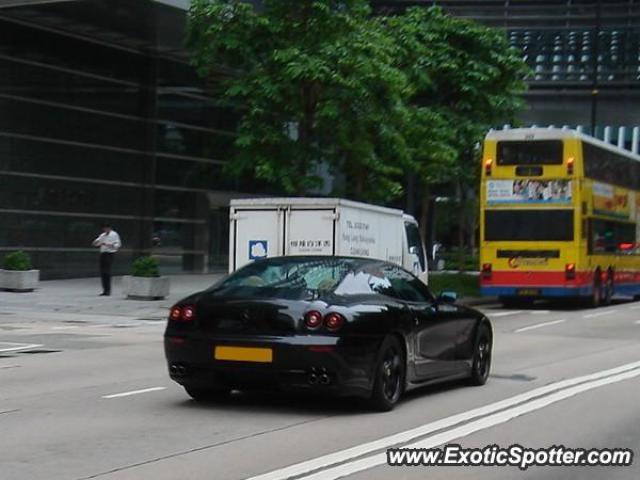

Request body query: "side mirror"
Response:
[438, 291, 457, 304]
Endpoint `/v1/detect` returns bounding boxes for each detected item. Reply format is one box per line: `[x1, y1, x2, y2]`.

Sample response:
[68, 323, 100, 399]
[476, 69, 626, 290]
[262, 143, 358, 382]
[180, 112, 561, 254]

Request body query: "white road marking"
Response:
[530, 310, 551, 315]
[0, 342, 43, 353]
[51, 326, 80, 330]
[102, 387, 166, 399]
[583, 309, 618, 319]
[629, 305, 640, 310]
[515, 319, 566, 333]
[635, 320, 640, 325]
[299, 366, 640, 480]
[245, 360, 640, 480]
[0, 364, 21, 370]
[490, 310, 524, 317]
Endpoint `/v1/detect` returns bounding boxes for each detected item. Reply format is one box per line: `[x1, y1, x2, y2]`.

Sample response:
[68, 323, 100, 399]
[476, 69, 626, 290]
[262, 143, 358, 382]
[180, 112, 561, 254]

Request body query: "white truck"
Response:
[229, 197, 429, 283]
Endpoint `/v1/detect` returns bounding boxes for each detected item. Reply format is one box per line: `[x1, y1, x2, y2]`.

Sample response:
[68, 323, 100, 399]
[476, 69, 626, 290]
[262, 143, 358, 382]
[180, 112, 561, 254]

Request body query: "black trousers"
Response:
[99, 252, 115, 294]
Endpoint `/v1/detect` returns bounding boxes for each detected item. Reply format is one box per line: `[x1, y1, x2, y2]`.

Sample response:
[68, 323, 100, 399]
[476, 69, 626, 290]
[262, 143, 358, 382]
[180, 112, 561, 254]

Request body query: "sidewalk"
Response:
[0, 274, 224, 322]
[0, 273, 497, 324]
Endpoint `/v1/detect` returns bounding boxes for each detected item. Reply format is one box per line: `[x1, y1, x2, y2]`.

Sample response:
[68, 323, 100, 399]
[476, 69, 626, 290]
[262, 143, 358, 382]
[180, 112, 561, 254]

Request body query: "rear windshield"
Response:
[485, 209, 574, 241]
[497, 140, 563, 165]
[210, 258, 361, 299]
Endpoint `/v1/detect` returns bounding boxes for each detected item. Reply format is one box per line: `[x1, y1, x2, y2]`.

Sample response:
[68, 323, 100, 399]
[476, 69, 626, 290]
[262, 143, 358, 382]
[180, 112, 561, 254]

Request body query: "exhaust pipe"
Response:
[308, 373, 318, 385]
[170, 364, 187, 376]
[319, 373, 330, 385]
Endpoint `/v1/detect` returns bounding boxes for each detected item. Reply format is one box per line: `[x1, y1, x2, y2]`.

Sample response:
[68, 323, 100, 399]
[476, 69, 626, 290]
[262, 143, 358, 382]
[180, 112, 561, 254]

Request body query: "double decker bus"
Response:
[480, 128, 640, 307]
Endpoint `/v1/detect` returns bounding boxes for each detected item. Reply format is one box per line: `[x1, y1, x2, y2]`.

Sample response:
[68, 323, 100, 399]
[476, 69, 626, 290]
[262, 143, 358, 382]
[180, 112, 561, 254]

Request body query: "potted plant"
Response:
[1, 251, 40, 292]
[123, 255, 170, 300]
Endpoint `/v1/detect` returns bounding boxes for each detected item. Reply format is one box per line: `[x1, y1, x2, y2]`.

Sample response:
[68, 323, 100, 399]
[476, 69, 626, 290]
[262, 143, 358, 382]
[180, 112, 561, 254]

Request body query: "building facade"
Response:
[0, 0, 256, 278]
[375, 0, 640, 150]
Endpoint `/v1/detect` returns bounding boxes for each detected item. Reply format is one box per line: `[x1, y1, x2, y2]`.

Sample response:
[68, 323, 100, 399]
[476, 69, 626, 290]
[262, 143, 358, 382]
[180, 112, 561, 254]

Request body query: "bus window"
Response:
[485, 209, 574, 241]
[589, 219, 637, 254]
[497, 140, 563, 165]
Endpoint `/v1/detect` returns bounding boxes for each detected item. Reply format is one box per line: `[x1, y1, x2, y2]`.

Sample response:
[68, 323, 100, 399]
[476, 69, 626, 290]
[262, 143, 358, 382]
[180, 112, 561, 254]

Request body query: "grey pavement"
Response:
[0, 273, 225, 322]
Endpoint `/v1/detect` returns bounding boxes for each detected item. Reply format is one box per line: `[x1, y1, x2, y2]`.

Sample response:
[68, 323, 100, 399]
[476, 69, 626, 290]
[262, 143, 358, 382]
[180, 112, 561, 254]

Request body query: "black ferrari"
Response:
[164, 256, 492, 411]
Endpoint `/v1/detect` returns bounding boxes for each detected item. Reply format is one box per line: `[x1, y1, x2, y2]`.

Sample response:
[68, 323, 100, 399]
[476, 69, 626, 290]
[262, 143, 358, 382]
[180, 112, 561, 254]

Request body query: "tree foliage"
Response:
[187, 1, 528, 202]
[189, 0, 410, 199]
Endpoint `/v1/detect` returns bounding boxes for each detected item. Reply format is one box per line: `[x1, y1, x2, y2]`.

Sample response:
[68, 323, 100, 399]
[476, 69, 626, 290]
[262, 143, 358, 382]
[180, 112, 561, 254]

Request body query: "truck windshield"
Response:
[404, 222, 426, 270]
[485, 209, 574, 241]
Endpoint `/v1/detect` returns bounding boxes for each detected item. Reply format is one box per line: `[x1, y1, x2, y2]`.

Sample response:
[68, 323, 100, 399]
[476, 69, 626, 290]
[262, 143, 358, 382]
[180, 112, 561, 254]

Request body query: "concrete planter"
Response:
[0, 269, 40, 292]
[123, 275, 170, 300]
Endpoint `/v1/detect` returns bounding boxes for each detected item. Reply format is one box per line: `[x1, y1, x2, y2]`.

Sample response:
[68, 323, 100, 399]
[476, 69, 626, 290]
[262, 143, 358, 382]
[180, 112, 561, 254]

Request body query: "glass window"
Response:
[485, 209, 574, 241]
[0, 174, 146, 216]
[334, 265, 397, 297]
[0, 136, 147, 183]
[0, 97, 147, 150]
[386, 267, 434, 303]
[583, 142, 640, 191]
[589, 219, 638, 255]
[212, 257, 362, 299]
[404, 222, 425, 271]
[497, 140, 563, 165]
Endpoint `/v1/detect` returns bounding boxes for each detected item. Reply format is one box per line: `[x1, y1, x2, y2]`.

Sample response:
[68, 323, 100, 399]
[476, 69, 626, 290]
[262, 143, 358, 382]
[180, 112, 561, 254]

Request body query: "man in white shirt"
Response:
[92, 223, 122, 296]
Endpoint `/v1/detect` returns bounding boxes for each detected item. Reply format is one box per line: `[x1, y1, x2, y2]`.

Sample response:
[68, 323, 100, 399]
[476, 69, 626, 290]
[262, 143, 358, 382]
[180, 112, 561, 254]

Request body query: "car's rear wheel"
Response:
[469, 324, 492, 386]
[370, 336, 405, 412]
[184, 385, 230, 402]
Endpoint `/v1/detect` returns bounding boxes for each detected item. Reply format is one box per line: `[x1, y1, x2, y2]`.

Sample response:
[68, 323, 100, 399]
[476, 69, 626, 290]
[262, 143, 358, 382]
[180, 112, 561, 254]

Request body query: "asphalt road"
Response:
[1, 300, 639, 480]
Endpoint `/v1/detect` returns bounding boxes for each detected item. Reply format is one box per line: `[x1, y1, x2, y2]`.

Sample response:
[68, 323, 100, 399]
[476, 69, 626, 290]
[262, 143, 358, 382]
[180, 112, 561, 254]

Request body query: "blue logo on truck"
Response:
[249, 240, 268, 260]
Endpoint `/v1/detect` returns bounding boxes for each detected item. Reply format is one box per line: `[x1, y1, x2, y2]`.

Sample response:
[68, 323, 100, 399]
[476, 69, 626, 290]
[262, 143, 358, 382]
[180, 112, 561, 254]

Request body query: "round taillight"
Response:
[304, 310, 323, 329]
[169, 306, 181, 321]
[324, 313, 344, 332]
[182, 306, 195, 321]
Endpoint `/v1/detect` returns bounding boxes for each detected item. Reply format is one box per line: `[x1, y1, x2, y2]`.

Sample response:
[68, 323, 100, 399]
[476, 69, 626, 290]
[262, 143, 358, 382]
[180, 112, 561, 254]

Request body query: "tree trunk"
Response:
[456, 179, 466, 272]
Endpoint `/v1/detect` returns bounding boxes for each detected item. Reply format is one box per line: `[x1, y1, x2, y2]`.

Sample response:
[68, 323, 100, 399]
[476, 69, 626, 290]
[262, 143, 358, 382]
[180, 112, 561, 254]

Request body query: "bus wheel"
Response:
[589, 270, 602, 308]
[602, 270, 614, 306]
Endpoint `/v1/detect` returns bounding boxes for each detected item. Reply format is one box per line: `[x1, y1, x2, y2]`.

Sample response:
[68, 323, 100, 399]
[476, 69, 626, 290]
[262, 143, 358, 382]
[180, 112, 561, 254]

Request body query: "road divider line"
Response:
[635, 320, 640, 325]
[630, 305, 640, 310]
[245, 360, 640, 480]
[102, 387, 166, 399]
[515, 319, 566, 333]
[0, 364, 21, 370]
[583, 309, 618, 319]
[300, 366, 640, 480]
[530, 310, 551, 315]
[0, 342, 43, 353]
[490, 310, 524, 317]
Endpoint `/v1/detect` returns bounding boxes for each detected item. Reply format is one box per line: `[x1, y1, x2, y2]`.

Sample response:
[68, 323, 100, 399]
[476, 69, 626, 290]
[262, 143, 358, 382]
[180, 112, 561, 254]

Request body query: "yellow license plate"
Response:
[214, 346, 273, 363]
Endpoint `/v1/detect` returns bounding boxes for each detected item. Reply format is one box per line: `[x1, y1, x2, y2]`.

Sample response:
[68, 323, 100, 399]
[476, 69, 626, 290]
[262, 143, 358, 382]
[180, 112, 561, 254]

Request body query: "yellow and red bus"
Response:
[480, 128, 640, 307]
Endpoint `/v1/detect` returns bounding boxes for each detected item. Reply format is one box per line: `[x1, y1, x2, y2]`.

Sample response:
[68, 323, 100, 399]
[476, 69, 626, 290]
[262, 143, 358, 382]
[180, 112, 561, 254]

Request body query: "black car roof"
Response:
[247, 255, 393, 270]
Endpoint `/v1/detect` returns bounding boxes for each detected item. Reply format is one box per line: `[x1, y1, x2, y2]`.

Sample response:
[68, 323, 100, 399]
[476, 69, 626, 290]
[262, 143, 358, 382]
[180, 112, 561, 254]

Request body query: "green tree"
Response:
[382, 7, 529, 267]
[188, 0, 410, 200]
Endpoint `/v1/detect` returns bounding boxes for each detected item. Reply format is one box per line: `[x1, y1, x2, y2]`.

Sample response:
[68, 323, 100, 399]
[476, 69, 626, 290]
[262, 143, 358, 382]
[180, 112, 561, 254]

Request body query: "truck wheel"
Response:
[588, 270, 602, 308]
